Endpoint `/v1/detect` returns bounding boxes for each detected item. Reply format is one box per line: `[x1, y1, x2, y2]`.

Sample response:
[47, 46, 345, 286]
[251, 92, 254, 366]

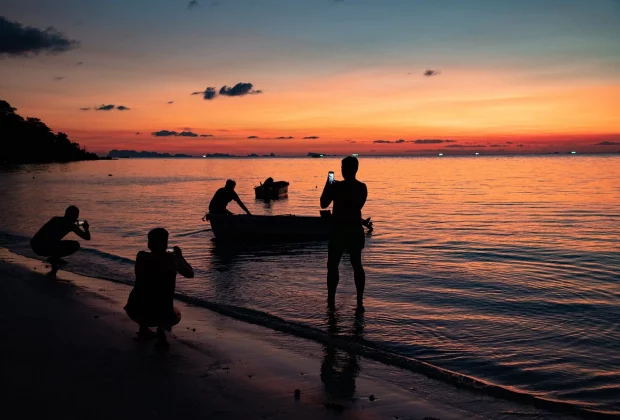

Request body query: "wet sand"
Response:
[0, 247, 544, 420]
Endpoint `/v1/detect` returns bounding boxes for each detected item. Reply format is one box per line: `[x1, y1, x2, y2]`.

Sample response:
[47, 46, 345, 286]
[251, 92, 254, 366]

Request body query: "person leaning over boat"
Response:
[320, 156, 368, 309]
[206, 179, 252, 217]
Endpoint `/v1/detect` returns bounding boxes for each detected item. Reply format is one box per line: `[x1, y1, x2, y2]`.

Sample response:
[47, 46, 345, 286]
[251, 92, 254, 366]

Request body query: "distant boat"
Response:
[254, 178, 289, 199]
[207, 213, 373, 242]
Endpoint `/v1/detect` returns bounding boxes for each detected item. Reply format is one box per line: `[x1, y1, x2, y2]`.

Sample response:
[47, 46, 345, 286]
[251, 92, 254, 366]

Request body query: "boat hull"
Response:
[208, 214, 331, 241]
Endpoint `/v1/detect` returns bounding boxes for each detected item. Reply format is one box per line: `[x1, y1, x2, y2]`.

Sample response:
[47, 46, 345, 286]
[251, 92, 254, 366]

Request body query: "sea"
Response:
[1, 155, 618, 417]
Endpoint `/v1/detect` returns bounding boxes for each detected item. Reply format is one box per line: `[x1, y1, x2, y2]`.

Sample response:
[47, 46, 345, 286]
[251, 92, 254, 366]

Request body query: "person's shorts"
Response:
[329, 224, 365, 252]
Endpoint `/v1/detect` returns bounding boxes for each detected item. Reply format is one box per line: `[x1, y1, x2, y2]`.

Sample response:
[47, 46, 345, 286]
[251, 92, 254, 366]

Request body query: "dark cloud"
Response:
[188, 0, 199, 9]
[53, 76, 64, 81]
[445, 144, 486, 148]
[117, 105, 130, 111]
[490, 144, 502, 147]
[303, 136, 320, 139]
[219, 83, 262, 97]
[178, 131, 198, 137]
[167, 101, 174, 104]
[200, 134, 213, 137]
[506, 142, 513, 144]
[517, 144, 524, 147]
[79, 107, 90, 111]
[0, 17, 79, 57]
[247, 136, 259, 139]
[413, 139, 455, 144]
[595, 141, 620, 146]
[424, 69, 440, 77]
[373, 140, 391, 144]
[135, 132, 141, 135]
[95, 104, 115, 111]
[75, 61, 83, 66]
[192, 87, 217, 100]
[152, 130, 178, 137]
[276, 136, 294, 139]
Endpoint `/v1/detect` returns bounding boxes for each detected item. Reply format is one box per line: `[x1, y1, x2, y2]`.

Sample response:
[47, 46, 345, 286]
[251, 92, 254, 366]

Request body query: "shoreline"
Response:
[0, 247, 486, 420]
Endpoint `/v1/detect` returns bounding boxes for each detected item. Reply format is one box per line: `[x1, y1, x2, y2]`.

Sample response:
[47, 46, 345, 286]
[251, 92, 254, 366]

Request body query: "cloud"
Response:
[595, 141, 620, 146]
[373, 138, 456, 144]
[219, 83, 262, 97]
[75, 61, 83, 66]
[247, 136, 259, 139]
[506, 142, 514, 144]
[83, 104, 130, 111]
[200, 134, 213, 137]
[152, 130, 178, 137]
[445, 144, 486, 148]
[117, 105, 130, 111]
[178, 131, 198, 137]
[52, 76, 64, 81]
[151, 130, 200, 137]
[0, 17, 80, 57]
[276, 136, 294, 139]
[79, 107, 90, 111]
[167, 101, 174, 104]
[490, 144, 502, 147]
[413, 139, 455, 144]
[303, 136, 320, 140]
[188, 0, 199, 9]
[192, 83, 262, 100]
[192, 87, 217, 100]
[96, 104, 115, 111]
[424, 69, 440, 77]
[135, 132, 141, 135]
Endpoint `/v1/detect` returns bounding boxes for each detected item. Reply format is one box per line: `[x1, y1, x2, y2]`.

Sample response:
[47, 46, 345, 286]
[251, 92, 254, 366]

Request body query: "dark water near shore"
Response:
[1, 156, 619, 416]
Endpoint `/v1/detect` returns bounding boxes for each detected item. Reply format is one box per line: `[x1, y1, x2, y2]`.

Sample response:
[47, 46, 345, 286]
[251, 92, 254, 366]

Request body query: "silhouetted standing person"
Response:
[206, 179, 252, 217]
[30, 205, 91, 276]
[124, 228, 194, 349]
[321, 156, 368, 308]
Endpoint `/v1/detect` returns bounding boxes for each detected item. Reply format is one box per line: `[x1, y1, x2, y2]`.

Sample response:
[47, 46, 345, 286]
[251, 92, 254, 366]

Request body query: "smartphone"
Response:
[76, 220, 85, 226]
[166, 248, 175, 254]
[328, 171, 335, 184]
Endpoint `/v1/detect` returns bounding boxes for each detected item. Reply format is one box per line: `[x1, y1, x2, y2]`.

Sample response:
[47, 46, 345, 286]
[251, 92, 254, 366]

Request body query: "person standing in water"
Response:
[30, 205, 91, 276]
[206, 179, 252, 217]
[320, 156, 368, 309]
[124, 228, 194, 349]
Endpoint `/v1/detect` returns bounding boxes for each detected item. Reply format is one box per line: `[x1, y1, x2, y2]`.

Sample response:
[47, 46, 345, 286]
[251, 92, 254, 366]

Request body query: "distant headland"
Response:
[107, 150, 193, 158]
[0, 99, 98, 164]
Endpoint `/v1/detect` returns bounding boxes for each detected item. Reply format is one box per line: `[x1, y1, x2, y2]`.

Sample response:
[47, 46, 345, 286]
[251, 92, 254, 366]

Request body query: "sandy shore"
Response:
[0, 248, 567, 420]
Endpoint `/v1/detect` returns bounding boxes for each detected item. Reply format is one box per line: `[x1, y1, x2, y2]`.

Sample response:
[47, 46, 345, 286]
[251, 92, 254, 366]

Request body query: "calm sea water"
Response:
[1, 156, 619, 416]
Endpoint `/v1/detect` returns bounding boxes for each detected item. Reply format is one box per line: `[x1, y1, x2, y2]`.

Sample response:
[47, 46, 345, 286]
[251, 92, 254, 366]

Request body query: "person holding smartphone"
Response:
[320, 156, 368, 309]
[125, 228, 194, 349]
[30, 205, 91, 277]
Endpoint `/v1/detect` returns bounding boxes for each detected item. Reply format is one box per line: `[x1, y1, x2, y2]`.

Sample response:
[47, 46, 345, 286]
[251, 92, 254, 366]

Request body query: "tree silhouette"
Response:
[0, 99, 98, 163]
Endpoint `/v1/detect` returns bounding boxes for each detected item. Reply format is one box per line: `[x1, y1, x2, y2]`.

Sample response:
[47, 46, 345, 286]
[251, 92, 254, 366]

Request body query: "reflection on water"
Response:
[0, 156, 619, 416]
[321, 308, 364, 400]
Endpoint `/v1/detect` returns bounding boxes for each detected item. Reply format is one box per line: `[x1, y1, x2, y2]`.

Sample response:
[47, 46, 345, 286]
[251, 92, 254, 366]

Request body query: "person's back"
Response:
[134, 251, 177, 315]
[331, 179, 367, 225]
[30, 217, 74, 251]
[209, 187, 236, 214]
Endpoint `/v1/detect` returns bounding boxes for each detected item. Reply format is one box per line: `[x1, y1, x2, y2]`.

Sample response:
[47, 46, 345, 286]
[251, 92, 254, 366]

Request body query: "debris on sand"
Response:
[294, 389, 301, 399]
[369, 394, 375, 401]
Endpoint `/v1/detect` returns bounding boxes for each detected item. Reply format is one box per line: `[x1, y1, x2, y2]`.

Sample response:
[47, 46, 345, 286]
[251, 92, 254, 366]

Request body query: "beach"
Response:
[0, 247, 506, 420]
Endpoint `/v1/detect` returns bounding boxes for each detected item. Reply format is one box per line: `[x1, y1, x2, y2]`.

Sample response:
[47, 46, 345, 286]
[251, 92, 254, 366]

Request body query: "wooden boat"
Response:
[254, 178, 289, 199]
[207, 213, 373, 241]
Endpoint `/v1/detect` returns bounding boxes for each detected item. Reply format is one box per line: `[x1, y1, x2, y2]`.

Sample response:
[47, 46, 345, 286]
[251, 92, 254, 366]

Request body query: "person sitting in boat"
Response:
[207, 179, 252, 217]
[30, 205, 91, 277]
[124, 228, 194, 348]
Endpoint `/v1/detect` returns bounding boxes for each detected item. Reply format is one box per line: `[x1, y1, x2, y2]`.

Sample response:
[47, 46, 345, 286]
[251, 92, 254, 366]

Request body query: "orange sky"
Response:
[2, 0, 619, 155]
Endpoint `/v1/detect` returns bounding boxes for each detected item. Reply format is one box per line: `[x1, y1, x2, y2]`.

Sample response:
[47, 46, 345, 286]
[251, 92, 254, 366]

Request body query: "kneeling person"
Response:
[30, 205, 91, 275]
[125, 228, 194, 348]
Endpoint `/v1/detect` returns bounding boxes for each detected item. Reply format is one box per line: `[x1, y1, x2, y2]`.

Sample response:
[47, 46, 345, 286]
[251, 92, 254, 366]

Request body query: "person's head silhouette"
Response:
[225, 179, 236, 190]
[64, 205, 80, 222]
[341, 156, 359, 181]
[148, 228, 169, 253]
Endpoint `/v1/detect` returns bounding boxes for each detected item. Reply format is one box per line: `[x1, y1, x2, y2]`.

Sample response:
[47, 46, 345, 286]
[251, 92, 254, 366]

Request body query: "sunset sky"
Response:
[1, 0, 619, 156]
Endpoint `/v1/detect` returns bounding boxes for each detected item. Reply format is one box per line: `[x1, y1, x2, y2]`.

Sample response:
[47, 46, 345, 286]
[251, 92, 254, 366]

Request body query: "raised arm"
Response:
[320, 179, 334, 209]
[172, 247, 194, 278]
[71, 220, 91, 240]
[234, 192, 252, 215]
